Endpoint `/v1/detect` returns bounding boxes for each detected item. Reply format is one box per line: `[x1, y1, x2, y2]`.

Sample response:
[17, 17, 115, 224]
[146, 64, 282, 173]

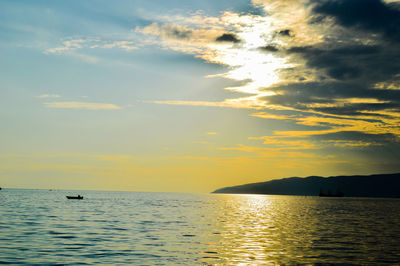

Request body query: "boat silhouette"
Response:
[66, 195, 83, 200]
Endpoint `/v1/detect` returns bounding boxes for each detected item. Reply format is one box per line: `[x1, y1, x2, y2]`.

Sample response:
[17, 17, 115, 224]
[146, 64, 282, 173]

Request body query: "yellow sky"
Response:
[1, 0, 400, 192]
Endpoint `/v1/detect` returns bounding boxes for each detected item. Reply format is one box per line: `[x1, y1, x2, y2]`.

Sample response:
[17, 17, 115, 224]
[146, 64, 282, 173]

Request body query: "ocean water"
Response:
[1, 189, 400, 265]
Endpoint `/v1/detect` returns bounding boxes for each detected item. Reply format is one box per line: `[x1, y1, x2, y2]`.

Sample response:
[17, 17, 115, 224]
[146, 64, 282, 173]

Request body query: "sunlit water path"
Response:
[1, 189, 400, 264]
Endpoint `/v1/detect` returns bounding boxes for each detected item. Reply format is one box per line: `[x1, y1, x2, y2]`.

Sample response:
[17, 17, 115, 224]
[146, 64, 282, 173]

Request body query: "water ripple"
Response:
[1, 189, 400, 264]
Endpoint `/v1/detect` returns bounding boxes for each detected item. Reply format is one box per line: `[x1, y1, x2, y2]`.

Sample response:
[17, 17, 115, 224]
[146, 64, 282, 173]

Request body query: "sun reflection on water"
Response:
[2, 191, 400, 265]
[205, 194, 283, 264]
[200, 194, 400, 265]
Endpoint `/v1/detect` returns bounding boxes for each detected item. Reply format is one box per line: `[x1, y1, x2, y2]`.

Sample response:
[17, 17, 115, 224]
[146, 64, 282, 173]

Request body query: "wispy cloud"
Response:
[45, 39, 138, 54]
[151, 97, 269, 109]
[251, 110, 400, 139]
[36, 94, 61, 99]
[89, 41, 138, 51]
[151, 100, 246, 108]
[45, 39, 89, 54]
[44, 101, 122, 110]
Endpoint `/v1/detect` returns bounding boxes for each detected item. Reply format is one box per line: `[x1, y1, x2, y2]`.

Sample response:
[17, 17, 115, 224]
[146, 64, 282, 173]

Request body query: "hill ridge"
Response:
[212, 173, 400, 197]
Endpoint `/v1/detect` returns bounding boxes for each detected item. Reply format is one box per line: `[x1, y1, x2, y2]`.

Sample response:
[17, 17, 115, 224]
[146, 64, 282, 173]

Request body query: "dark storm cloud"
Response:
[270, 81, 376, 101]
[259, 45, 279, 52]
[286, 44, 398, 81]
[311, 0, 400, 42]
[276, 0, 400, 121]
[265, 81, 400, 116]
[311, 103, 397, 117]
[277, 29, 294, 37]
[294, 0, 400, 116]
[215, 33, 241, 43]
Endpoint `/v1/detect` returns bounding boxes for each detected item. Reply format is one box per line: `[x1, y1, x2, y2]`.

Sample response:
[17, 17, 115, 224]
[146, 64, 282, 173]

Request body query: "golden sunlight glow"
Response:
[137, 6, 400, 160]
[3, 0, 400, 198]
[137, 10, 293, 107]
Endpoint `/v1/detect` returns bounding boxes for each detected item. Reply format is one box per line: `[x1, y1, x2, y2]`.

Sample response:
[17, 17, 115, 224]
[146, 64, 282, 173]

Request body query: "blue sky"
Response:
[1, 0, 400, 192]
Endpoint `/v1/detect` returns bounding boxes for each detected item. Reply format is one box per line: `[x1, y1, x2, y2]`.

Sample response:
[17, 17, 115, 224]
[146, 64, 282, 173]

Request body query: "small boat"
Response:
[66, 195, 83, 200]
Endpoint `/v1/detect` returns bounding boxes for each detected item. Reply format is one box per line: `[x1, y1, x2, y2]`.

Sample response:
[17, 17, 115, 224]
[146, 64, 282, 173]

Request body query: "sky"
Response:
[1, 0, 400, 193]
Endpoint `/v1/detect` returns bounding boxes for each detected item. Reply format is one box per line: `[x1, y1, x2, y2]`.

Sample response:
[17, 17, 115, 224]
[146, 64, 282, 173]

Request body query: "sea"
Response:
[1, 189, 400, 265]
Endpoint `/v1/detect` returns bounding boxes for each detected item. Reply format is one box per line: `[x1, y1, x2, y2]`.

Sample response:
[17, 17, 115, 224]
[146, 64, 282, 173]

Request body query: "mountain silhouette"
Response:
[212, 173, 400, 197]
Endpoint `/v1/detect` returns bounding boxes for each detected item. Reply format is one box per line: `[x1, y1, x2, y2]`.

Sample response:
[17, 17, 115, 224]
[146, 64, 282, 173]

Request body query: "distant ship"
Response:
[319, 189, 344, 197]
[66, 195, 83, 200]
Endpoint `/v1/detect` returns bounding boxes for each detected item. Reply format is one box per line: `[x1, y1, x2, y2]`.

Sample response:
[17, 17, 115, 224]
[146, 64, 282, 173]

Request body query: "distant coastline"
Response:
[212, 173, 400, 198]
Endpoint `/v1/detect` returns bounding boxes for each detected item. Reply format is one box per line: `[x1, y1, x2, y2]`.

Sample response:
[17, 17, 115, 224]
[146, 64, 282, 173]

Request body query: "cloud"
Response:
[36, 94, 61, 99]
[44, 101, 122, 110]
[45, 39, 137, 54]
[264, 81, 400, 114]
[91, 41, 138, 51]
[311, 0, 400, 42]
[163, 26, 193, 40]
[136, 0, 400, 152]
[151, 97, 268, 109]
[251, 108, 400, 139]
[259, 45, 279, 52]
[277, 29, 294, 37]
[151, 100, 241, 108]
[136, 23, 194, 40]
[286, 44, 398, 81]
[45, 39, 88, 54]
[215, 33, 241, 43]
[134, 21, 228, 57]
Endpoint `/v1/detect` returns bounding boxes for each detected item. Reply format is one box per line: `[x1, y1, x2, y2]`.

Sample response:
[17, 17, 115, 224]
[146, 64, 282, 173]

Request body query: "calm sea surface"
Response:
[1, 189, 400, 265]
